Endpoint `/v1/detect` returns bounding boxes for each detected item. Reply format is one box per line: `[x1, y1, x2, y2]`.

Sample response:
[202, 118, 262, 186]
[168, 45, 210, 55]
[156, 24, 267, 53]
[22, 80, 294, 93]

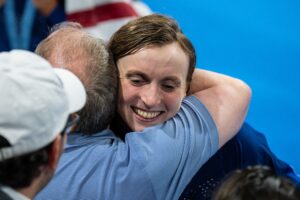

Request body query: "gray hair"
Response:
[36, 22, 118, 134]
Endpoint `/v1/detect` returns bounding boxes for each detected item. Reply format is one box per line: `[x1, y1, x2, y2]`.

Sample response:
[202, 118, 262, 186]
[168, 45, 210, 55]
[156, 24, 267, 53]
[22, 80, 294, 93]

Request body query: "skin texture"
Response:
[117, 43, 189, 131]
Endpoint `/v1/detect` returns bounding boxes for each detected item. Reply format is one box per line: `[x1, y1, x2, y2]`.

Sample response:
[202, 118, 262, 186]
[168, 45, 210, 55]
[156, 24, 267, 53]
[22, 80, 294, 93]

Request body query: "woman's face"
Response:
[117, 42, 189, 131]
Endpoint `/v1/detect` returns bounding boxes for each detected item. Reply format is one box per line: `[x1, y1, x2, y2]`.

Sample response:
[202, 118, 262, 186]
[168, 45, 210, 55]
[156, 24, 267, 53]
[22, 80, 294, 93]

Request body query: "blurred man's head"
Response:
[36, 22, 118, 134]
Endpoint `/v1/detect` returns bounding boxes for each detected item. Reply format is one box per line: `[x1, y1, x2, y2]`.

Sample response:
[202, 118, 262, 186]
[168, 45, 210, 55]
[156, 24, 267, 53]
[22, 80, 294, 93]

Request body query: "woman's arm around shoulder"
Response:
[189, 69, 252, 147]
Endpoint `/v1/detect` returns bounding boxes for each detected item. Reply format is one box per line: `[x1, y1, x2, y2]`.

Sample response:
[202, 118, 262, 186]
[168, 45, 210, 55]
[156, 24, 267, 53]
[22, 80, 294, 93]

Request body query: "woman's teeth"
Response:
[133, 108, 161, 119]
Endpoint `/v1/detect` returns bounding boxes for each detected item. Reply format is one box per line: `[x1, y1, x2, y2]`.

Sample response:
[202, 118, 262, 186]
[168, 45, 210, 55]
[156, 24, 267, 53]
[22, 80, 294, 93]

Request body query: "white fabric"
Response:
[1, 186, 30, 200]
[65, 0, 152, 41]
[66, 0, 128, 13]
[0, 50, 86, 161]
[85, 17, 135, 42]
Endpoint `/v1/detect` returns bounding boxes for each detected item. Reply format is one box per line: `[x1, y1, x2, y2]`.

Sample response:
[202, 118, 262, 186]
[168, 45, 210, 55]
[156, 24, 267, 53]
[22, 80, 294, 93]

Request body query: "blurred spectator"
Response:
[0, 50, 86, 200]
[0, 0, 65, 52]
[212, 165, 300, 200]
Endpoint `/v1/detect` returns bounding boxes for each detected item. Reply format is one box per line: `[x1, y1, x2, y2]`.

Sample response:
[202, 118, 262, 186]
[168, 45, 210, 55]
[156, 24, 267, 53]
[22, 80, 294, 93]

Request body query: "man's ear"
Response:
[47, 135, 64, 170]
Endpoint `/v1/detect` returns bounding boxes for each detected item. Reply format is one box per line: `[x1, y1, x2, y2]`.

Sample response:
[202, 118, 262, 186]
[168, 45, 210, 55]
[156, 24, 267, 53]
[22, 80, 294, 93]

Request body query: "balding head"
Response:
[36, 25, 90, 85]
[36, 22, 118, 134]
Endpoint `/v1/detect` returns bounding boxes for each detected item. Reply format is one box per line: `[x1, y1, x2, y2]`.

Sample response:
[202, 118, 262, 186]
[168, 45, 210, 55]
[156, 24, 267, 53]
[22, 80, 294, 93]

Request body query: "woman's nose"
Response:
[140, 84, 162, 108]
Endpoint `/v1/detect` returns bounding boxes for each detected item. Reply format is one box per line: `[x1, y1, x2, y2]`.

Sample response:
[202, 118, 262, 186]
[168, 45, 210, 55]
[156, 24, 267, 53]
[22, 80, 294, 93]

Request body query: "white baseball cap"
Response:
[0, 50, 86, 161]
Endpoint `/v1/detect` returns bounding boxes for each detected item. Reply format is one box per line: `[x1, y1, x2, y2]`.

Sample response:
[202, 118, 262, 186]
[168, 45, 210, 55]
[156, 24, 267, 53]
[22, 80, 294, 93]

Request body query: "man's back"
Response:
[35, 97, 218, 200]
[36, 129, 157, 200]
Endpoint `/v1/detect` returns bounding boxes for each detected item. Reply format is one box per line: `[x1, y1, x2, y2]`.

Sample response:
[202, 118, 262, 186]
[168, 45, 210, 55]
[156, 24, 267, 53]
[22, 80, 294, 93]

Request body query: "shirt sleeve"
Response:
[126, 95, 219, 200]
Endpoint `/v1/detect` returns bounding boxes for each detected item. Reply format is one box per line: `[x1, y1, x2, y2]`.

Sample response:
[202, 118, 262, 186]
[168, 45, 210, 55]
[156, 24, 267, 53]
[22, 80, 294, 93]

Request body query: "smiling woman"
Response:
[108, 14, 199, 137]
[117, 43, 189, 131]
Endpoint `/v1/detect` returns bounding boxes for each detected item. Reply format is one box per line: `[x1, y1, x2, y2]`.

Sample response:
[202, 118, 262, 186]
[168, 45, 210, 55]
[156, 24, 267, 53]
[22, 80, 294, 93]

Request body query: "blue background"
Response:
[144, 0, 300, 173]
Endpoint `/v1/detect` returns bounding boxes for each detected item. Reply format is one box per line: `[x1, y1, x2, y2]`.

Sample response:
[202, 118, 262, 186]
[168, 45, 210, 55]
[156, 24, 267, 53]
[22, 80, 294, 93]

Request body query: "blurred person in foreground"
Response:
[0, 50, 86, 200]
[212, 165, 300, 200]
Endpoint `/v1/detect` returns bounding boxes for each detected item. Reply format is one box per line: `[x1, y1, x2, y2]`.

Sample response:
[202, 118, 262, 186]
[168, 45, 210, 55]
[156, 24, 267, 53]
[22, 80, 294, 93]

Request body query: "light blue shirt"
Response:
[35, 96, 218, 200]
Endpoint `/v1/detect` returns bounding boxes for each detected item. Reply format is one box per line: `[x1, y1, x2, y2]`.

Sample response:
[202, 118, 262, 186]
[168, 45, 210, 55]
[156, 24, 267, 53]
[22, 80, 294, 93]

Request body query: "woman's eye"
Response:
[162, 84, 176, 92]
[129, 77, 145, 86]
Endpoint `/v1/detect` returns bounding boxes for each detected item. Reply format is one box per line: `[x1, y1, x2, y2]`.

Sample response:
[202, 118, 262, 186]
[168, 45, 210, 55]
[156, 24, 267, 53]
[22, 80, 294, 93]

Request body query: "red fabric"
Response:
[67, 2, 138, 27]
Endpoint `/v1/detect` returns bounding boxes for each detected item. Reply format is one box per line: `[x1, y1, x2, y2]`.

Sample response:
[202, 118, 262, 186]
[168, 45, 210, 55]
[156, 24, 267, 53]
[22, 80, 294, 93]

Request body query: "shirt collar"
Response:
[1, 186, 30, 200]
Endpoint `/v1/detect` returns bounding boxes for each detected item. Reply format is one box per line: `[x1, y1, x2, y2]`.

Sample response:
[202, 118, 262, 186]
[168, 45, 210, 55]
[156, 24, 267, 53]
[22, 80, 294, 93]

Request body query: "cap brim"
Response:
[54, 68, 86, 113]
